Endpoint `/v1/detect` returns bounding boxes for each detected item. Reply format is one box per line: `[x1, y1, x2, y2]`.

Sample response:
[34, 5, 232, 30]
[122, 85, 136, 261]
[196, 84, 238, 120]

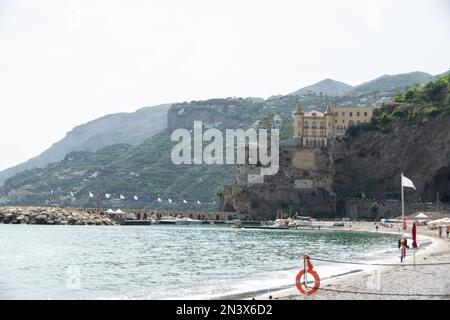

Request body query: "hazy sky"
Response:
[0, 0, 449, 171]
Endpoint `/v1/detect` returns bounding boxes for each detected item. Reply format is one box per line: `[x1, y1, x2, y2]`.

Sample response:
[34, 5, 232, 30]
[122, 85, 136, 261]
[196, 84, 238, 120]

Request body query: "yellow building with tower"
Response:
[293, 104, 373, 147]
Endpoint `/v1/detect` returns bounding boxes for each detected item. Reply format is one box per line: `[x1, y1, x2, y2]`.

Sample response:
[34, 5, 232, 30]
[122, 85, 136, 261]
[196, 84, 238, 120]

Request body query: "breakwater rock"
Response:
[0, 206, 117, 225]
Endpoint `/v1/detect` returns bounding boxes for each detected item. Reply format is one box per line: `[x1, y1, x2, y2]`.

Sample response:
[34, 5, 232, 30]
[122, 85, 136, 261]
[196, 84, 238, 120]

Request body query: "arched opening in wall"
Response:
[424, 166, 450, 203]
[348, 120, 355, 127]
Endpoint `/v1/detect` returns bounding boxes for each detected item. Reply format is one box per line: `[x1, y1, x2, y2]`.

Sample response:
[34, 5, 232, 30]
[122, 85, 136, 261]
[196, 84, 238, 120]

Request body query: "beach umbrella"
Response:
[412, 222, 418, 249]
[157, 197, 162, 202]
[197, 200, 202, 204]
[120, 194, 125, 200]
[105, 193, 111, 199]
[412, 221, 418, 266]
[89, 192, 94, 198]
[134, 195, 139, 201]
[70, 191, 75, 197]
[183, 199, 187, 204]
[168, 198, 173, 204]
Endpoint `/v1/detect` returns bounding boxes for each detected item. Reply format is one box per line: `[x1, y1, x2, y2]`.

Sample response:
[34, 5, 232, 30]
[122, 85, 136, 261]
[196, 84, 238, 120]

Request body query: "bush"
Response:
[379, 113, 392, 125]
[421, 106, 440, 116]
[391, 108, 406, 119]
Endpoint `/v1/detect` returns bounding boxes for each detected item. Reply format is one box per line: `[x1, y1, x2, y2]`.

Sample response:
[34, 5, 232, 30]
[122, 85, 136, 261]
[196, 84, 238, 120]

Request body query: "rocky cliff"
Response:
[331, 116, 450, 205]
[220, 116, 450, 219]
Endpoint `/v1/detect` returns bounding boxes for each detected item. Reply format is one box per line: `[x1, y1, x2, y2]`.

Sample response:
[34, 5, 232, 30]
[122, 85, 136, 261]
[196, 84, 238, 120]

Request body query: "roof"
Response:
[294, 104, 303, 115]
[304, 110, 324, 117]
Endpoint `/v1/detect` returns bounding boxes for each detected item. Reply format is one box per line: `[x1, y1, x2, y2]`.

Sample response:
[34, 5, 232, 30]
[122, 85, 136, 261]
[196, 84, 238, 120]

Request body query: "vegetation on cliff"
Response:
[347, 74, 450, 138]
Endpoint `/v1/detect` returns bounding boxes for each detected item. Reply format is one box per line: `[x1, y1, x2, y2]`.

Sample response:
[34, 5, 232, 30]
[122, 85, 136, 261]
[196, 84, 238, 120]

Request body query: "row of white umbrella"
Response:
[62, 191, 214, 205]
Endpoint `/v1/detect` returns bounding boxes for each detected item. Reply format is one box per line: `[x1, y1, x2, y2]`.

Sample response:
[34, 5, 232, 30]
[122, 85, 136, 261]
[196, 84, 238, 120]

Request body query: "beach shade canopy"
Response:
[415, 212, 430, 220]
[428, 218, 450, 227]
[114, 209, 125, 214]
[106, 209, 115, 213]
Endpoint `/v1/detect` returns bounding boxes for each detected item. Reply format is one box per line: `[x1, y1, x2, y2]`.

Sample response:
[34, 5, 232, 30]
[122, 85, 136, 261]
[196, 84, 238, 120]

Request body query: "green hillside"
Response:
[2, 131, 236, 211]
[351, 71, 433, 95]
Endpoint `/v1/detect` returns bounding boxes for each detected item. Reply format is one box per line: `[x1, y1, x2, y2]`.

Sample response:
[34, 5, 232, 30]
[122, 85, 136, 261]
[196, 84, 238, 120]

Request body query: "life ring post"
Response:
[296, 254, 321, 295]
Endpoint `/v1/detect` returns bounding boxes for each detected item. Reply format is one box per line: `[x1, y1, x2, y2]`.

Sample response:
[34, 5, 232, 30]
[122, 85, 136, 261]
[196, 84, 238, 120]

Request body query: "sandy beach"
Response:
[252, 221, 450, 300]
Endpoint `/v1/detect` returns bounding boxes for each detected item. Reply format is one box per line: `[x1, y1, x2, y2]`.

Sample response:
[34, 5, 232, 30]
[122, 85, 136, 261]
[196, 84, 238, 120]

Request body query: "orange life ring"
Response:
[295, 269, 321, 295]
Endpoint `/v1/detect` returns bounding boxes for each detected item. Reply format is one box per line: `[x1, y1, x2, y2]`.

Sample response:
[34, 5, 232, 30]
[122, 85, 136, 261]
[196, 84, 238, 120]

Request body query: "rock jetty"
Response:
[0, 206, 117, 225]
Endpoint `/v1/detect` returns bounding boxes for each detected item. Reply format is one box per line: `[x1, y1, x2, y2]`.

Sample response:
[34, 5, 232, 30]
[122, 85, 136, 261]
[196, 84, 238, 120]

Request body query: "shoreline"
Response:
[248, 222, 450, 300]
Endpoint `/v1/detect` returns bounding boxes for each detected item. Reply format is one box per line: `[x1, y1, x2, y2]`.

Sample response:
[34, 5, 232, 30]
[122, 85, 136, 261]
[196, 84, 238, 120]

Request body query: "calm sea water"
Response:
[0, 224, 400, 299]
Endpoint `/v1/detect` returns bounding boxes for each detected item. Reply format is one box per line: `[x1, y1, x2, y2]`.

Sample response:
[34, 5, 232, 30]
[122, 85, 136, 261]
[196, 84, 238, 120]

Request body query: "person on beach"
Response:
[446, 225, 449, 238]
[398, 238, 409, 263]
[438, 226, 442, 238]
[376, 224, 379, 232]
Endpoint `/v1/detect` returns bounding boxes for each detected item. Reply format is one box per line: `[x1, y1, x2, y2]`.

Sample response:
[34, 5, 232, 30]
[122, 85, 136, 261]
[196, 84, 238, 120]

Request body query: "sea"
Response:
[0, 224, 404, 299]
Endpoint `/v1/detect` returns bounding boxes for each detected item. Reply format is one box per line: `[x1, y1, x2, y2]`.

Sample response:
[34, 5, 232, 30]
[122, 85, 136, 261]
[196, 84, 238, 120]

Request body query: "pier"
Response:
[72, 207, 248, 223]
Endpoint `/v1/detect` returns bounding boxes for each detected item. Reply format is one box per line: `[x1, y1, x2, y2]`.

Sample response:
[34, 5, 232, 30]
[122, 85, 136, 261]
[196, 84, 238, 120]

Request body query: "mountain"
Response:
[2, 71, 448, 211]
[291, 79, 353, 96]
[434, 69, 450, 80]
[351, 71, 434, 95]
[291, 71, 443, 97]
[0, 104, 171, 186]
[0, 98, 265, 210]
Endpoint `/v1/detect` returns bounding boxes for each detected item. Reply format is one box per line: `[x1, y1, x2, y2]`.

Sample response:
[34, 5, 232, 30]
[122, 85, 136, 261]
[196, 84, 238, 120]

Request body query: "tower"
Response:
[294, 103, 304, 144]
[324, 105, 334, 138]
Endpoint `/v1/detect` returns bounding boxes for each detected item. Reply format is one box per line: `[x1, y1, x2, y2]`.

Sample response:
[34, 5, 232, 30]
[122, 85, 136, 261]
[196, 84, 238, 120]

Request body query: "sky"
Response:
[0, 0, 449, 171]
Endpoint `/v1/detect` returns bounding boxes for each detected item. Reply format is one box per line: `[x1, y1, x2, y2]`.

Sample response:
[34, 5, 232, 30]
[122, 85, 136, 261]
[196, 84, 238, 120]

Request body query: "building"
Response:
[293, 104, 373, 147]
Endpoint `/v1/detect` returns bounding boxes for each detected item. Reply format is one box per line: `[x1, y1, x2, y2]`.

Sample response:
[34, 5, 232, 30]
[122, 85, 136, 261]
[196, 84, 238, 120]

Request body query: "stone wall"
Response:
[344, 198, 450, 220]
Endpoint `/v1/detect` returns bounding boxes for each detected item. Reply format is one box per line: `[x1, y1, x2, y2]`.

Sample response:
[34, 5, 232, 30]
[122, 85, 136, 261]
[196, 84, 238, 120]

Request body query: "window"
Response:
[349, 112, 353, 117]
[342, 112, 345, 116]
[304, 121, 309, 128]
[364, 112, 368, 117]
[312, 121, 317, 128]
[320, 121, 325, 129]
[335, 120, 337, 123]
[334, 112, 338, 117]
[357, 112, 360, 116]
[342, 120, 345, 123]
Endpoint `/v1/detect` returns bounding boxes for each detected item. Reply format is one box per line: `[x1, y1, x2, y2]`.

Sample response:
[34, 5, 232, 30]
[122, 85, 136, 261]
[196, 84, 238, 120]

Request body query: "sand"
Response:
[252, 222, 450, 300]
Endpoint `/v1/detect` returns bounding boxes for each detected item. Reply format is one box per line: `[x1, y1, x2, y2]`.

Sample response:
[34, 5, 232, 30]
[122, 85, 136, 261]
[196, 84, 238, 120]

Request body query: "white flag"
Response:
[134, 195, 139, 201]
[168, 198, 173, 203]
[183, 199, 187, 204]
[105, 193, 111, 199]
[402, 175, 416, 190]
[197, 200, 201, 204]
[157, 197, 162, 202]
[120, 194, 125, 200]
